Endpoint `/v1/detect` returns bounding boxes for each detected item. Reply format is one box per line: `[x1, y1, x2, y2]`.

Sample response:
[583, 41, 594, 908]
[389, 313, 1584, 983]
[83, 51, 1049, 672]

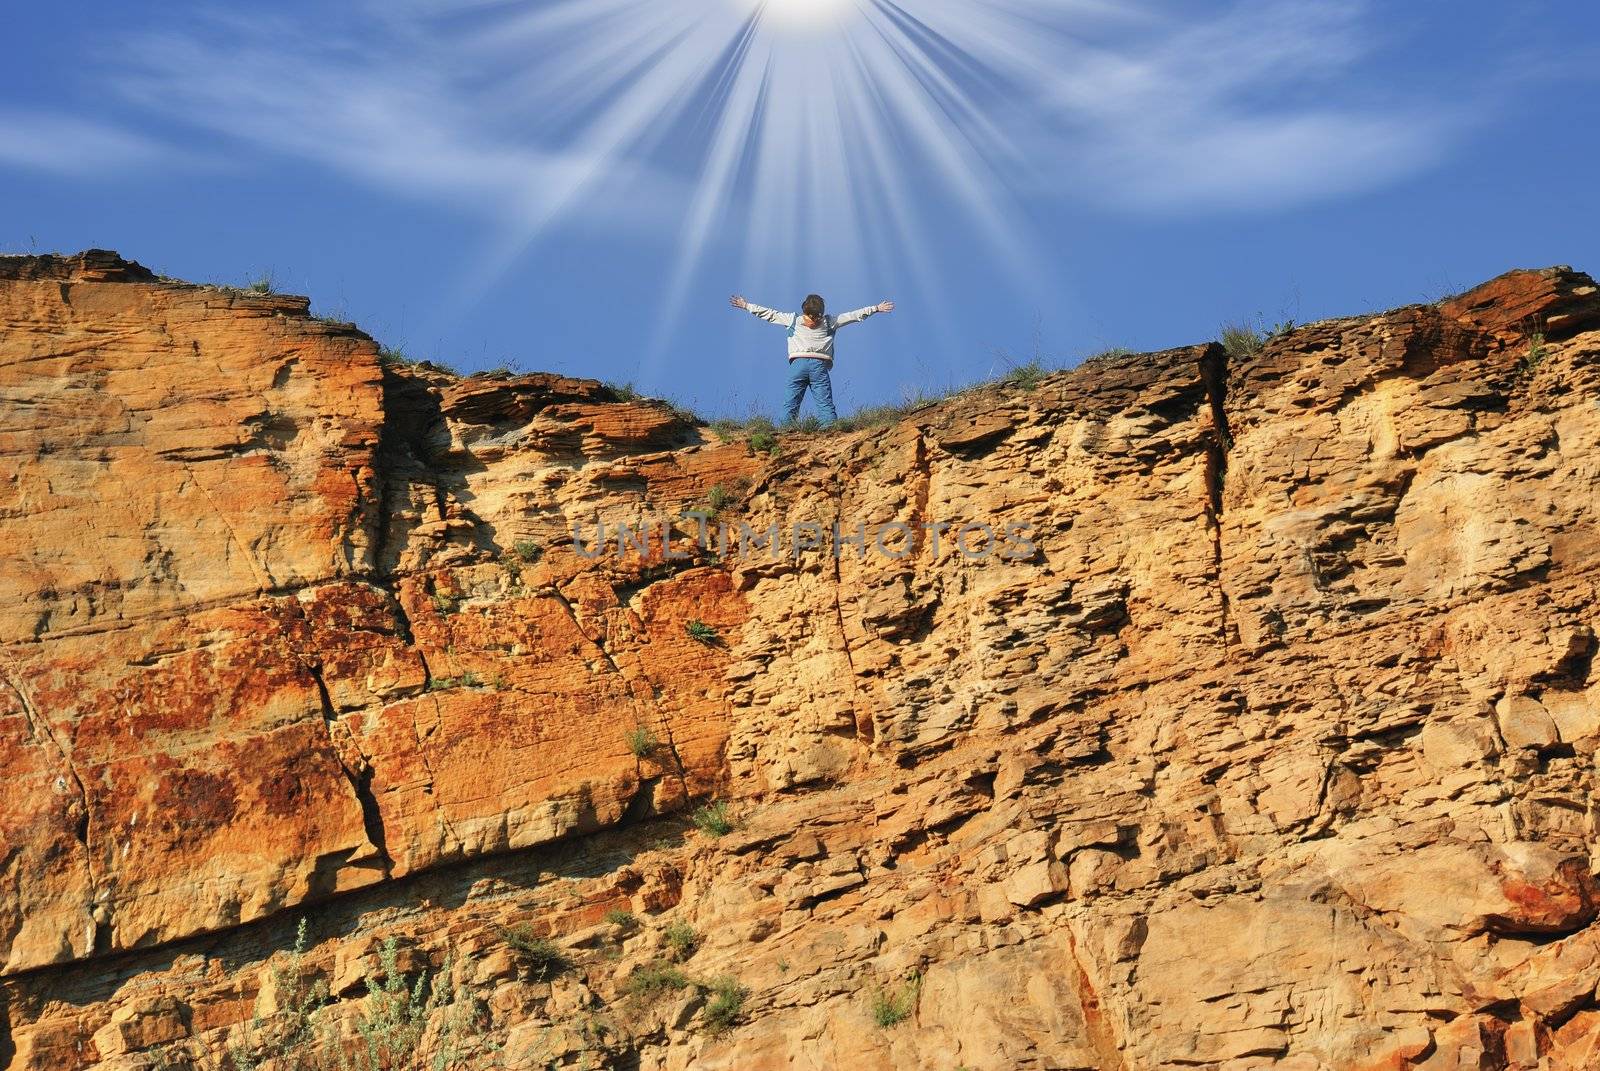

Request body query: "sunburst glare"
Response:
[111, 0, 1457, 398]
[740, 0, 863, 31]
[428, 0, 1104, 356]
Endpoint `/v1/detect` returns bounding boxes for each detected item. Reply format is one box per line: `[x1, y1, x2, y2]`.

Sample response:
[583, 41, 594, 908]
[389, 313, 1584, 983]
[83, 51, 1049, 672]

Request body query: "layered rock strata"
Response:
[1, 252, 1597, 1070]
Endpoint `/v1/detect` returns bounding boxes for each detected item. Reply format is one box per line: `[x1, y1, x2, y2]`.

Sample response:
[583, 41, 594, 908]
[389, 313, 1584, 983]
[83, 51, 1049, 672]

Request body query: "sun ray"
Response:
[133, 0, 1137, 394]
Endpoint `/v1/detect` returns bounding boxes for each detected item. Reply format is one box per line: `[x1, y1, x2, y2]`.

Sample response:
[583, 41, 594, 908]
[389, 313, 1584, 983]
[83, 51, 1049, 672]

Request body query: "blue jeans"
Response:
[784, 358, 837, 424]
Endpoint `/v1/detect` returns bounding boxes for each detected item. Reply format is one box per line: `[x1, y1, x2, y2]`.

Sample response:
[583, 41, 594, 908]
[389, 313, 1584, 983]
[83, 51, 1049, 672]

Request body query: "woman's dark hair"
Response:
[802, 294, 826, 319]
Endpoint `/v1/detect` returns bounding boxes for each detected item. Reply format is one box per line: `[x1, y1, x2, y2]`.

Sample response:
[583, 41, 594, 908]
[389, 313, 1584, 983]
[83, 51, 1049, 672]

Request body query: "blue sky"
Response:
[4, 1, 1598, 419]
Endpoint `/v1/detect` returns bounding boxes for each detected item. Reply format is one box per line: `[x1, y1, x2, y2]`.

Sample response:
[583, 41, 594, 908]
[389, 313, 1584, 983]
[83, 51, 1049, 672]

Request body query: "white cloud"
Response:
[0, 110, 162, 174]
[1087, 110, 1450, 212]
[999, 0, 1463, 211]
[111, 26, 683, 231]
[10, 0, 1487, 232]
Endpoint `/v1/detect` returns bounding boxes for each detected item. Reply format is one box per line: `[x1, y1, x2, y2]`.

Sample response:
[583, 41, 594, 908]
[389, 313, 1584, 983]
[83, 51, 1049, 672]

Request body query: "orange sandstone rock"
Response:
[1, 254, 1599, 1071]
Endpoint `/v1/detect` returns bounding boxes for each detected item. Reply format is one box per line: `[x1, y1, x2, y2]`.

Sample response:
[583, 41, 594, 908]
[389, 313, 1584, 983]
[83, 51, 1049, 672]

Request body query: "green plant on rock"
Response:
[603, 908, 637, 930]
[691, 801, 733, 838]
[1219, 320, 1266, 358]
[623, 961, 692, 1001]
[512, 539, 542, 563]
[605, 381, 641, 402]
[701, 976, 747, 1034]
[247, 271, 276, 295]
[227, 930, 477, 1071]
[427, 671, 484, 692]
[499, 924, 571, 981]
[431, 592, 460, 615]
[625, 725, 660, 760]
[351, 938, 431, 1069]
[346, 938, 476, 1071]
[663, 920, 700, 961]
[870, 972, 921, 1029]
[829, 384, 963, 433]
[1520, 331, 1549, 381]
[227, 917, 327, 1071]
[998, 358, 1048, 390]
[377, 345, 418, 369]
[743, 416, 781, 456]
[685, 619, 719, 646]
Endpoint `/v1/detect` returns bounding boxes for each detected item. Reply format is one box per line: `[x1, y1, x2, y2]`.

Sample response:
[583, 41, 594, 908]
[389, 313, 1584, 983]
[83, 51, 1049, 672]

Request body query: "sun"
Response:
[749, 0, 861, 31]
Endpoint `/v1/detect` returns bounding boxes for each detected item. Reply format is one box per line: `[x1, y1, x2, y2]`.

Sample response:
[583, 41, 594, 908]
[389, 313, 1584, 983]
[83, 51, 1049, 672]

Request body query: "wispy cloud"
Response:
[0, 110, 162, 174]
[109, 8, 686, 232]
[957, 0, 1465, 210]
[5, 0, 1503, 269]
[97, 1, 1478, 222]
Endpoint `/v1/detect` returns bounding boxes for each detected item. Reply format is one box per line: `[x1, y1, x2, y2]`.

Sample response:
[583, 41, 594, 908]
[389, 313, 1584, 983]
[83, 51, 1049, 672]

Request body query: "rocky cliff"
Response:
[1, 250, 1598, 1070]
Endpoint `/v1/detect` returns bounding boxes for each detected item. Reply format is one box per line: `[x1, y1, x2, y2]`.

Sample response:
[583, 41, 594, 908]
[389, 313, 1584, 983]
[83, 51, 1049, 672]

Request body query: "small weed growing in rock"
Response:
[1084, 346, 1133, 364]
[1520, 332, 1549, 381]
[605, 381, 641, 402]
[247, 271, 276, 295]
[377, 345, 423, 370]
[623, 962, 691, 1000]
[512, 540, 542, 563]
[603, 909, 637, 930]
[227, 917, 326, 1071]
[870, 973, 921, 1029]
[1219, 320, 1266, 358]
[499, 924, 570, 981]
[685, 620, 719, 645]
[663, 920, 700, 961]
[625, 725, 660, 759]
[741, 416, 780, 456]
[427, 672, 483, 692]
[431, 593, 460, 615]
[691, 801, 733, 838]
[706, 484, 735, 514]
[999, 359, 1048, 390]
[344, 938, 476, 1071]
[701, 976, 748, 1034]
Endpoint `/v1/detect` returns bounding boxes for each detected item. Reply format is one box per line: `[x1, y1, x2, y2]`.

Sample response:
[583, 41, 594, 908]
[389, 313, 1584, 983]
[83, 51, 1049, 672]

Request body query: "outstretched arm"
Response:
[730, 295, 795, 325]
[835, 300, 895, 327]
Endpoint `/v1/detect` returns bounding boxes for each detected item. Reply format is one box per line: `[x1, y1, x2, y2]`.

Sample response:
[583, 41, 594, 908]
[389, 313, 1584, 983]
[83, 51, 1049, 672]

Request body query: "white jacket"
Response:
[744, 302, 881, 363]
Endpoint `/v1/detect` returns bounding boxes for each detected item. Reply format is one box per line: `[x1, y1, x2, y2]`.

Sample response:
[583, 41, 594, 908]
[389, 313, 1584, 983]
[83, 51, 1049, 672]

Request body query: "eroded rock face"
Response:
[1, 253, 1598, 1070]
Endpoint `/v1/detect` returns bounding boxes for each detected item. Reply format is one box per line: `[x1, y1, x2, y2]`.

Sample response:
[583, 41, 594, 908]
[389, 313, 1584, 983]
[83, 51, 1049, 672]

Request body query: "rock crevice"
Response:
[3, 254, 1600, 1070]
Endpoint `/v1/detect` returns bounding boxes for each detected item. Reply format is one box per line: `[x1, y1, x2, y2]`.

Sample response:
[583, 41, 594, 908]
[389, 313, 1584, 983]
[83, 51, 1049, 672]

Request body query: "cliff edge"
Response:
[1, 251, 1598, 1069]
